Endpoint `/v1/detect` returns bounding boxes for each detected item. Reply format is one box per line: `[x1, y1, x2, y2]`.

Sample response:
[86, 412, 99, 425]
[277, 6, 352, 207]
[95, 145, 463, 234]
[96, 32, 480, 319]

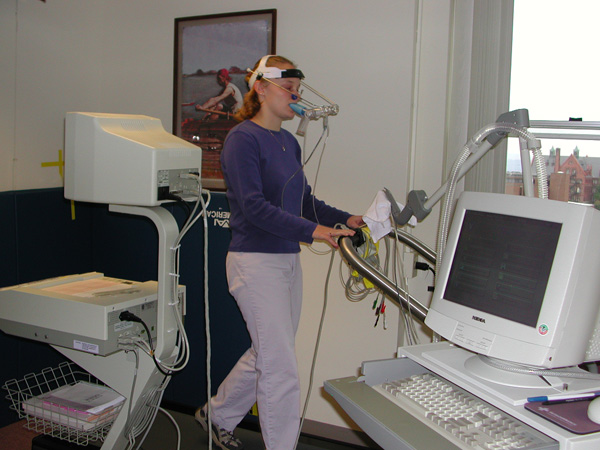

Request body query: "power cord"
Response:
[119, 311, 171, 376]
[165, 192, 192, 218]
[415, 261, 435, 274]
[415, 261, 435, 292]
[117, 176, 209, 449]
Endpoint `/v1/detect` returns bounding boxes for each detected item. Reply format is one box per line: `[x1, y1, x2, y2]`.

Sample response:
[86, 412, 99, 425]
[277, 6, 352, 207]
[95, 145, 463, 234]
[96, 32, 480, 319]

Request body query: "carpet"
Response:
[0, 420, 40, 450]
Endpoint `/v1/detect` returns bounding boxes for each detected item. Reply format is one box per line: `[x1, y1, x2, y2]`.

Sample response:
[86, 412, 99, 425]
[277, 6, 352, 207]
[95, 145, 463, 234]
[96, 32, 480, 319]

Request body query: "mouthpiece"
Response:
[289, 103, 306, 117]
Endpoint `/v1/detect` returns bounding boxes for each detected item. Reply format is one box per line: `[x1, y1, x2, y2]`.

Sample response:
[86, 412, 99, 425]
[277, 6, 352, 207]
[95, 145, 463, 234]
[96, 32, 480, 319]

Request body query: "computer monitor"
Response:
[64, 112, 202, 207]
[425, 191, 600, 370]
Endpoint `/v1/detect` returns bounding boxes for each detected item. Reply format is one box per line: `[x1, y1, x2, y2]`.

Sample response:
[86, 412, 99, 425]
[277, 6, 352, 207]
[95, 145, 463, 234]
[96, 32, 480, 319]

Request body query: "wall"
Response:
[1, 0, 476, 433]
[0, 189, 95, 427]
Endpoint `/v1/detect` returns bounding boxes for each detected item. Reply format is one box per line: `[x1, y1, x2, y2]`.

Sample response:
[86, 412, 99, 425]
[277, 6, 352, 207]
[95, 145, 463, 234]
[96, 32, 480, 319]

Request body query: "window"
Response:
[507, 0, 600, 208]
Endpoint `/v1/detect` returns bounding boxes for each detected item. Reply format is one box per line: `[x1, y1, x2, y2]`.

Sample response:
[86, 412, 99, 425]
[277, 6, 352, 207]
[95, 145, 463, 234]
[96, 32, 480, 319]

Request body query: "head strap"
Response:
[248, 55, 305, 90]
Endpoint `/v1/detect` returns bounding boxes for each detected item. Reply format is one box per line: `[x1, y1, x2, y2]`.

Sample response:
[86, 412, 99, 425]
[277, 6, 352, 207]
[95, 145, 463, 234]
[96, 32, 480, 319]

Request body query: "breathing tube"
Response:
[436, 123, 543, 276]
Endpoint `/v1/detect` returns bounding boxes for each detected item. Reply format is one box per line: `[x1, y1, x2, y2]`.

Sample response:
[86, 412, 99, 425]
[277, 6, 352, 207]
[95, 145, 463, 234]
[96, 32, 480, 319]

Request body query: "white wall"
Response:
[0, 1, 17, 189]
[1, 0, 477, 433]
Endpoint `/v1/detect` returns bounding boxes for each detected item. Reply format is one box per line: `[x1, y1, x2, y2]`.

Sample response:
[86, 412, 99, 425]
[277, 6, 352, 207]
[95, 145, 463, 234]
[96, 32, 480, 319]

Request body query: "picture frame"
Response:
[173, 9, 277, 190]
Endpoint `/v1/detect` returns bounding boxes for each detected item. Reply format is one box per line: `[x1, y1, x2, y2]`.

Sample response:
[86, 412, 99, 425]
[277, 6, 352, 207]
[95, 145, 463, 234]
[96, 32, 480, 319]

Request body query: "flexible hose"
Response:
[532, 146, 548, 199]
[437, 123, 544, 276]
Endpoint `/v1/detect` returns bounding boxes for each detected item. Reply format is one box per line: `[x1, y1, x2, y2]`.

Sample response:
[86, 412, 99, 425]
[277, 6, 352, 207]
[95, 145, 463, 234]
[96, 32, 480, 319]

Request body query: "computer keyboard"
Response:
[372, 372, 558, 450]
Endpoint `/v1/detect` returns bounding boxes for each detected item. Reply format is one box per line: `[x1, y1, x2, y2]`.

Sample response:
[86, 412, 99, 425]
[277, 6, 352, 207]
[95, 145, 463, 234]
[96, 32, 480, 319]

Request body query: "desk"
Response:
[325, 342, 600, 450]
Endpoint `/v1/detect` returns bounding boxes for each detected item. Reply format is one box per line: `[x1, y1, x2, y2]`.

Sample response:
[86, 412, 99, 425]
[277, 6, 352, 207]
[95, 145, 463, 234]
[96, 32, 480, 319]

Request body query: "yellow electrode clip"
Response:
[351, 227, 379, 289]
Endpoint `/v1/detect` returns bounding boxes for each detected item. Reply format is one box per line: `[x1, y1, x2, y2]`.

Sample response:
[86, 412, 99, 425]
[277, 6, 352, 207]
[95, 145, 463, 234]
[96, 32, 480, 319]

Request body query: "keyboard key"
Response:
[373, 373, 557, 450]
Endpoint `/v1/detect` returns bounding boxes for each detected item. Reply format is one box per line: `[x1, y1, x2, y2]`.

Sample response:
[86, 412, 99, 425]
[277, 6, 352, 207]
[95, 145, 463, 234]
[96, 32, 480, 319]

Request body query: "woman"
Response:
[196, 55, 364, 450]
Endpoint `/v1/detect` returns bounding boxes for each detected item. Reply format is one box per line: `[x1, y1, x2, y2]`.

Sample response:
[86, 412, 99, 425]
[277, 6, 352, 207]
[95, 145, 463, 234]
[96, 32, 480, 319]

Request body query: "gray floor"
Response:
[140, 409, 373, 450]
[31, 408, 376, 450]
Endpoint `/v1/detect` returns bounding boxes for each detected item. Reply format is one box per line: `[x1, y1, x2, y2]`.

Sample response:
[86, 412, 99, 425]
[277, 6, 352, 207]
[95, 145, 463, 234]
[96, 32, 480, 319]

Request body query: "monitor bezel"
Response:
[425, 192, 600, 368]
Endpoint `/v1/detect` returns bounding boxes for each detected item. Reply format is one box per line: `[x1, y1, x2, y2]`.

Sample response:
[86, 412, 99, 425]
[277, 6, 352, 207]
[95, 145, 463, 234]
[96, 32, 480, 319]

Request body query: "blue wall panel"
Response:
[0, 193, 18, 289]
[0, 191, 20, 427]
[164, 194, 250, 408]
[14, 189, 94, 283]
[0, 189, 95, 427]
[0, 189, 249, 427]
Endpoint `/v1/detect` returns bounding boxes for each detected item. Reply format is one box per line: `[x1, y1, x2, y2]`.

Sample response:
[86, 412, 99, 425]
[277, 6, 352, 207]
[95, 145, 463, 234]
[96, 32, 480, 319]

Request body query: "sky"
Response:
[508, 0, 600, 163]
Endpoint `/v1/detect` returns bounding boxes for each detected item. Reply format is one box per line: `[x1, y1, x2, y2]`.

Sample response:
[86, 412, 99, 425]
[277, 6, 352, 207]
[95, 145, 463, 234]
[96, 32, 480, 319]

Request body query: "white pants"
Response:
[209, 252, 303, 450]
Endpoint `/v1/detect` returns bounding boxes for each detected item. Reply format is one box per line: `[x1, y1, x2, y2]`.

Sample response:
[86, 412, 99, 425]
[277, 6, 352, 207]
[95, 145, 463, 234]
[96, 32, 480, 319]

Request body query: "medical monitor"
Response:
[64, 112, 202, 207]
[425, 192, 600, 369]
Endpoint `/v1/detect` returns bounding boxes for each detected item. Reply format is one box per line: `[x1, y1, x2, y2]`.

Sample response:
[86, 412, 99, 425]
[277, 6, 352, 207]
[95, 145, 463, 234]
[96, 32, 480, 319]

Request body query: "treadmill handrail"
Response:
[392, 228, 436, 265]
[338, 233, 430, 323]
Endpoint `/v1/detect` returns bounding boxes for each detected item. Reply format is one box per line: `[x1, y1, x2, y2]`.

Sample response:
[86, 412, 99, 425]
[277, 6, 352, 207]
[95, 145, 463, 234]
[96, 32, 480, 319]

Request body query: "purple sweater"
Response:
[221, 120, 351, 253]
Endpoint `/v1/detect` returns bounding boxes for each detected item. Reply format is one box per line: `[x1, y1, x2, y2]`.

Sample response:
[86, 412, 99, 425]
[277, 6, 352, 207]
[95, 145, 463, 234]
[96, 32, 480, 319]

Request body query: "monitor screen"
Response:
[425, 192, 600, 369]
[443, 210, 560, 328]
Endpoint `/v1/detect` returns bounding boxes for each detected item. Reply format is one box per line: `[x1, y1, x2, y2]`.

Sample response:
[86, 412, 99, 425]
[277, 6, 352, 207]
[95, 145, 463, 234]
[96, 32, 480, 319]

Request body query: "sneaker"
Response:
[195, 406, 244, 450]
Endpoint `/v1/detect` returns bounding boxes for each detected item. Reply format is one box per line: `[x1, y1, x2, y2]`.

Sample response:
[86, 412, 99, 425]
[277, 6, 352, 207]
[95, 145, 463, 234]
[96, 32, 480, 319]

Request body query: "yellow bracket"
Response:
[41, 149, 64, 177]
[41, 150, 76, 220]
[249, 403, 259, 417]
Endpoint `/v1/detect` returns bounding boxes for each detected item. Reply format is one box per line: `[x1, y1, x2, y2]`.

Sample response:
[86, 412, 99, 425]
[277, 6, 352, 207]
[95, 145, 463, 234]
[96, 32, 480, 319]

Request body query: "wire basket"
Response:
[3, 361, 125, 446]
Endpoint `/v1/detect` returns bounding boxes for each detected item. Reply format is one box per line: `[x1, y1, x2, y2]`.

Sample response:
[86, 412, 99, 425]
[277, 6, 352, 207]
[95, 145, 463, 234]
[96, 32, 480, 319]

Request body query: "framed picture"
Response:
[173, 9, 277, 190]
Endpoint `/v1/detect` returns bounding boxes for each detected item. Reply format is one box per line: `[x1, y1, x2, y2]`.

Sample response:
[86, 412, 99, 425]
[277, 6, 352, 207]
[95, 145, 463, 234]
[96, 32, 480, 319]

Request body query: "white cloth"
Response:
[362, 190, 416, 242]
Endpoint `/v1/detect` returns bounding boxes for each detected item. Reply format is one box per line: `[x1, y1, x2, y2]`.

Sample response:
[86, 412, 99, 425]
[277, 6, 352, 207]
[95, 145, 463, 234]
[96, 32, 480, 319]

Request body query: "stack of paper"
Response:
[23, 381, 125, 431]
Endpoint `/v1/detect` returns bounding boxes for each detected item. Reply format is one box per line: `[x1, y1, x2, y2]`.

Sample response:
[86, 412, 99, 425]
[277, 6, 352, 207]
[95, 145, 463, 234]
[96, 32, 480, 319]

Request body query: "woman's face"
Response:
[259, 64, 302, 121]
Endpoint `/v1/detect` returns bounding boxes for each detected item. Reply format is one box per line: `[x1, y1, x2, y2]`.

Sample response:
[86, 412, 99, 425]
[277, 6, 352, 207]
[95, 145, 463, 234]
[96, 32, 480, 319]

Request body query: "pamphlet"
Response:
[22, 381, 125, 431]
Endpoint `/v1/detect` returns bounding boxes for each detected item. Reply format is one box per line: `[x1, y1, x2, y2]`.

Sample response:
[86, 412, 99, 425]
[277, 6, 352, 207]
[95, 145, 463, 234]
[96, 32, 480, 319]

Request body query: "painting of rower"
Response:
[173, 10, 276, 189]
[195, 69, 243, 121]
